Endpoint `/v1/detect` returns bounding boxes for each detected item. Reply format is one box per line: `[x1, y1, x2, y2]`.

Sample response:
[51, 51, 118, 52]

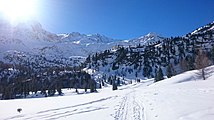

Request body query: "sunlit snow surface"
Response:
[1, 66, 214, 120]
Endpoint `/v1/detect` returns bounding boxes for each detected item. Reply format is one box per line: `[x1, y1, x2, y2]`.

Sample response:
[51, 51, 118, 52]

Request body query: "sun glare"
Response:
[0, 0, 37, 21]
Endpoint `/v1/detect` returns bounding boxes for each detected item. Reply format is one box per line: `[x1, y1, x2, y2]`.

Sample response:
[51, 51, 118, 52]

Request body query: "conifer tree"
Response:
[166, 64, 173, 78]
[117, 77, 120, 86]
[180, 58, 188, 72]
[155, 67, 164, 82]
[154, 69, 158, 81]
[86, 55, 91, 63]
[211, 45, 214, 63]
[89, 79, 96, 93]
[186, 56, 195, 70]
[112, 79, 118, 90]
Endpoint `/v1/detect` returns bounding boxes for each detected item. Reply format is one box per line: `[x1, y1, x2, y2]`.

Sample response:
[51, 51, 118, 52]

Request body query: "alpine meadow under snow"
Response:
[1, 12, 214, 120]
[1, 66, 214, 120]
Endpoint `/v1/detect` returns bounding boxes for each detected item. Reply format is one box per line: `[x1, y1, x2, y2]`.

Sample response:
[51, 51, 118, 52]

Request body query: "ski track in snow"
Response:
[114, 83, 146, 120]
[2, 83, 148, 120]
[3, 96, 117, 120]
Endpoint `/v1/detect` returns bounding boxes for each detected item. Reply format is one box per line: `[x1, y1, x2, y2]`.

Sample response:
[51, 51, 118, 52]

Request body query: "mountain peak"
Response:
[0, 19, 59, 44]
[138, 32, 159, 40]
[145, 32, 158, 37]
[133, 32, 163, 44]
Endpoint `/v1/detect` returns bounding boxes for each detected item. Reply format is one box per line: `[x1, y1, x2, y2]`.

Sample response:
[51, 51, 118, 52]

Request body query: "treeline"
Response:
[0, 62, 96, 100]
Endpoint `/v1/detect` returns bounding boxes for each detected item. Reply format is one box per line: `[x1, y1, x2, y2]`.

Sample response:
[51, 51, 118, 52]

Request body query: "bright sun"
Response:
[0, 0, 37, 21]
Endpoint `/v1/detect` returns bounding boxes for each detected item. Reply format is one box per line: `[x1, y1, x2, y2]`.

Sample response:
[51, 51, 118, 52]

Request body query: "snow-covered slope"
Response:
[142, 66, 214, 120]
[1, 66, 214, 120]
[191, 21, 214, 35]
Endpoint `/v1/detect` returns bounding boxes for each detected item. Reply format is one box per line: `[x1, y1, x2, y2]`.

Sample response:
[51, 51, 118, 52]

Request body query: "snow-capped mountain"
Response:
[1, 19, 214, 76]
[128, 32, 164, 45]
[0, 20, 164, 65]
[0, 20, 59, 57]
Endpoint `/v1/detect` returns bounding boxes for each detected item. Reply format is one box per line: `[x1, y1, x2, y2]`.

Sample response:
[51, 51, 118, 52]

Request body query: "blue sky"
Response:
[36, 0, 214, 39]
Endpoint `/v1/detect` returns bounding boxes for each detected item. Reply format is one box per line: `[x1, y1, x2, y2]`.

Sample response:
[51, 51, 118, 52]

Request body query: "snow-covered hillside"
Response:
[1, 66, 214, 120]
[82, 20, 214, 84]
[190, 21, 214, 35]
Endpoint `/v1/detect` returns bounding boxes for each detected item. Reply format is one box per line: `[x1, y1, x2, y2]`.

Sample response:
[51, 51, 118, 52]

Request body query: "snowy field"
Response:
[1, 67, 214, 120]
